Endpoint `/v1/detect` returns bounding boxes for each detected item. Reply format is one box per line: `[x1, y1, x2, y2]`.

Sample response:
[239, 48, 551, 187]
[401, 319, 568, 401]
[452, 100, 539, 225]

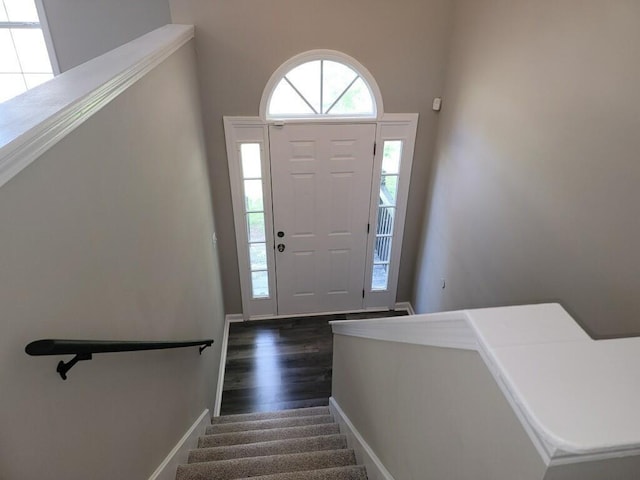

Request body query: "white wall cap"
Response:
[0, 24, 194, 189]
[484, 335, 640, 458]
[332, 303, 640, 465]
[330, 310, 476, 350]
[465, 303, 590, 347]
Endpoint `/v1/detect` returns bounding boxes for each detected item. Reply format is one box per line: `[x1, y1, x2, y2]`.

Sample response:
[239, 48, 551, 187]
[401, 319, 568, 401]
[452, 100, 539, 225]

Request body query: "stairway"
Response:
[176, 406, 368, 480]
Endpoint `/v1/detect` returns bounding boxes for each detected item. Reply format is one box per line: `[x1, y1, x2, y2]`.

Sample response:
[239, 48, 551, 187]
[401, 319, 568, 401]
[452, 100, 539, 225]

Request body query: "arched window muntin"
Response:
[260, 50, 384, 121]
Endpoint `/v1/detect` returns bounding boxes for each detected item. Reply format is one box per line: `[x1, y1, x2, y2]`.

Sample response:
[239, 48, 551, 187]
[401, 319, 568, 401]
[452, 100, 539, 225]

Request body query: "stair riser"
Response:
[205, 415, 334, 435]
[211, 406, 330, 425]
[188, 435, 347, 463]
[235, 465, 368, 480]
[199, 424, 341, 448]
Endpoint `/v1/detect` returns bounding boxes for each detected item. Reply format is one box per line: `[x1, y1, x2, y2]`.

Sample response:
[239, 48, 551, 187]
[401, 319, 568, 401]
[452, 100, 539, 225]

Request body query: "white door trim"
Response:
[223, 118, 277, 319]
[365, 113, 419, 309]
[224, 114, 418, 320]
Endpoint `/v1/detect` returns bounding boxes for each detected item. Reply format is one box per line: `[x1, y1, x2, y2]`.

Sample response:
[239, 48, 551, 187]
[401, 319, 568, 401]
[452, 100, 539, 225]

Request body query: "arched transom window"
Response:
[261, 50, 382, 120]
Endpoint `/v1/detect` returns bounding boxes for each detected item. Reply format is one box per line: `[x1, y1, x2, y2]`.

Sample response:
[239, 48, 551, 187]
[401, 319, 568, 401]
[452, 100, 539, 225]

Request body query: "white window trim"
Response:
[259, 49, 384, 122]
[34, 0, 60, 74]
[0, 0, 60, 76]
[224, 113, 418, 319]
[223, 117, 278, 319]
[364, 113, 419, 309]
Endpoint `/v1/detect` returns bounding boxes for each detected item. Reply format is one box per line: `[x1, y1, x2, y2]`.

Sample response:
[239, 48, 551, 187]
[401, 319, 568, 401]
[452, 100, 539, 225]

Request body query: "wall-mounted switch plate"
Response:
[432, 97, 442, 112]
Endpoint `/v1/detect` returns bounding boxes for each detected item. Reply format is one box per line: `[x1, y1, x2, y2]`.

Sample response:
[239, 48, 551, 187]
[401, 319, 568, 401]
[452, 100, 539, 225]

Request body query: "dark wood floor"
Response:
[220, 310, 408, 415]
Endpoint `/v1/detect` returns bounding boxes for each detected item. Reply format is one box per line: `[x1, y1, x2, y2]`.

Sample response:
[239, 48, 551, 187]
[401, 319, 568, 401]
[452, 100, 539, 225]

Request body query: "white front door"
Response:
[269, 123, 376, 315]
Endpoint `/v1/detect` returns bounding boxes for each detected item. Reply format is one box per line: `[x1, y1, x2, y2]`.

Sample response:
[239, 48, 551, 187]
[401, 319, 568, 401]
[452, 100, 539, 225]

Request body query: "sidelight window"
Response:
[240, 143, 270, 298]
[372, 140, 403, 291]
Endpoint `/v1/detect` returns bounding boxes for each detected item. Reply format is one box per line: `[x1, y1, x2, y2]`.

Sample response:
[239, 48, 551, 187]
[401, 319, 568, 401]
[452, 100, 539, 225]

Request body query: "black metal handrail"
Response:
[25, 338, 214, 380]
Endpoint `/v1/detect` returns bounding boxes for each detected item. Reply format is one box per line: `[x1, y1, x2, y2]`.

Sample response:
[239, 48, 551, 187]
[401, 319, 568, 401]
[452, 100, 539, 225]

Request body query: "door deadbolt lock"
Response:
[277, 231, 285, 238]
[277, 244, 285, 252]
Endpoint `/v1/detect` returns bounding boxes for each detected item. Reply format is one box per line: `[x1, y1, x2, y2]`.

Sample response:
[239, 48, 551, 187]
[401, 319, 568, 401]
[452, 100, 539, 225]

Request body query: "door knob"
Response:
[277, 244, 285, 252]
[277, 231, 285, 238]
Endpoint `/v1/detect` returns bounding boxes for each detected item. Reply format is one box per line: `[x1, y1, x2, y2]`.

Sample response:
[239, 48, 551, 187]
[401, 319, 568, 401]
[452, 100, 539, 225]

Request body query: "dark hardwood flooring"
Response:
[220, 310, 408, 415]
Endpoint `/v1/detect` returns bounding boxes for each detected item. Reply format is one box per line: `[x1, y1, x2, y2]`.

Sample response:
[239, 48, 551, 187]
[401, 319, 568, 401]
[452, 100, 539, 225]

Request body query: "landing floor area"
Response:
[220, 310, 408, 415]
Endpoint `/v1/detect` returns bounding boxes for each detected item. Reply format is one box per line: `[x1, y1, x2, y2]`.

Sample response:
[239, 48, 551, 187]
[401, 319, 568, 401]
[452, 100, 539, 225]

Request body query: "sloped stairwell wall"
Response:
[0, 40, 225, 479]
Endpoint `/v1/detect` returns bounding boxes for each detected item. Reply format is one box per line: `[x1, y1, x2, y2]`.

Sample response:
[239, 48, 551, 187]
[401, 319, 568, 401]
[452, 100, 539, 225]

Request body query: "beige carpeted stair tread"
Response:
[236, 465, 368, 480]
[205, 415, 333, 435]
[189, 434, 347, 463]
[176, 449, 357, 480]
[198, 423, 341, 448]
[212, 406, 330, 424]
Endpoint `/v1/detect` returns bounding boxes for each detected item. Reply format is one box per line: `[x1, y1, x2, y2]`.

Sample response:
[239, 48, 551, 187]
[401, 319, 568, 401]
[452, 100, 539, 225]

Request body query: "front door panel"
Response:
[270, 123, 376, 315]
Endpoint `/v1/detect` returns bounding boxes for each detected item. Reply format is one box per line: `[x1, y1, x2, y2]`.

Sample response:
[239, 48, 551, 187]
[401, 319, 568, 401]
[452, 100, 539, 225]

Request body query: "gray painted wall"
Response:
[414, 0, 640, 336]
[42, 0, 171, 71]
[545, 457, 640, 480]
[169, 0, 454, 314]
[332, 335, 547, 479]
[0, 42, 225, 479]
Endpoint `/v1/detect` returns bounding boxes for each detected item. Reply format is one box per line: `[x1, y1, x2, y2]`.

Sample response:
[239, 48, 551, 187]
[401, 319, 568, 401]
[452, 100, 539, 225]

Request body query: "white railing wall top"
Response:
[331, 303, 640, 466]
[0, 24, 194, 189]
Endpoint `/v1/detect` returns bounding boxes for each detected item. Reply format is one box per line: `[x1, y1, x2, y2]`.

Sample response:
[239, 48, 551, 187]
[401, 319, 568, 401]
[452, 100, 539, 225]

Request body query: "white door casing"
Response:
[269, 123, 376, 315]
[223, 120, 277, 319]
[365, 114, 419, 310]
[224, 115, 418, 319]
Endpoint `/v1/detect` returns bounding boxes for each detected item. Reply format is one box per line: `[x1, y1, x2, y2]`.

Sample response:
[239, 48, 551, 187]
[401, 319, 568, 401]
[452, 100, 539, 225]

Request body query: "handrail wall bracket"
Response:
[57, 353, 92, 380]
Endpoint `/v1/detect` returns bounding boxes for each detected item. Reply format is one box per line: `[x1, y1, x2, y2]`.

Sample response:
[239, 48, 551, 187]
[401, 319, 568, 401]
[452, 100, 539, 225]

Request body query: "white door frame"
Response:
[224, 114, 418, 320]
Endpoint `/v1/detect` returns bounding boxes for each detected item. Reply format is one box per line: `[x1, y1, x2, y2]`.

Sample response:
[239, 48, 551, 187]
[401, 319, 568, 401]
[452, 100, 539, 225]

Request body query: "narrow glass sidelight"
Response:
[371, 140, 403, 291]
[240, 143, 270, 298]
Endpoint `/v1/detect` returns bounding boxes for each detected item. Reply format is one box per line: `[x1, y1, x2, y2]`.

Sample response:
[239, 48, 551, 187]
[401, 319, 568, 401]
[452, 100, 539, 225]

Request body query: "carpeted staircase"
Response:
[176, 406, 368, 480]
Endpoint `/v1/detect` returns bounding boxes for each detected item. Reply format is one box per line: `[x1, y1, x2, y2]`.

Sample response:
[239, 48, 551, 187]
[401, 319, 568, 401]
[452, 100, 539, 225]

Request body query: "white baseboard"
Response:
[394, 302, 415, 315]
[148, 409, 210, 480]
[225, 313, 244, 323]
[214, 316, 233, 416]
[329, 397, 395, 480]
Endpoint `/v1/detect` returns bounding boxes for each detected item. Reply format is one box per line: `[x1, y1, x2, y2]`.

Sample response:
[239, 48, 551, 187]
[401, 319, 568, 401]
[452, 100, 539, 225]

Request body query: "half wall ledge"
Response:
[330, 303, 640, 466]
[0, 24, 194, 189]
